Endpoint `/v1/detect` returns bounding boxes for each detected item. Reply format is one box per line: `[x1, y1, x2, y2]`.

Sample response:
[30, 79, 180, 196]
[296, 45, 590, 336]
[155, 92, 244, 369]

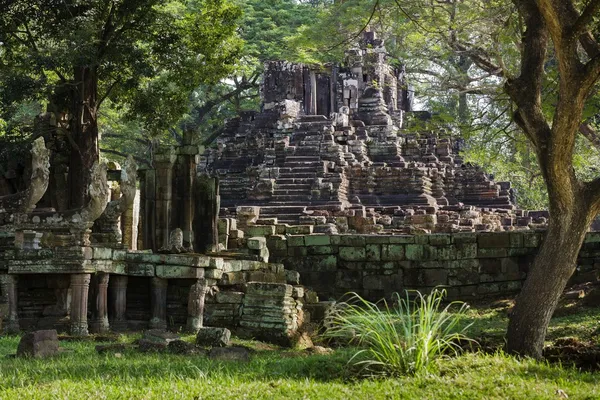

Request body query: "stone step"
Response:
[272, 195, 312, 202]
[277, 173, 316, 179]
[273, 189, 312, 195]
[294, 148, 321, 156]
[281, 166, 322, 173]
[275, 178, 314, 185]
[285, 155, 321, 161]
[258, 205, 307, 214]
[274, 183, 312, 190]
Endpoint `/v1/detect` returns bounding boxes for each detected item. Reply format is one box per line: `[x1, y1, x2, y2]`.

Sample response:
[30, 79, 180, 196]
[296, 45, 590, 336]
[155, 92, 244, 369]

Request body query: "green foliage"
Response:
[325, 290, 472, 376]
[0, 0, 243, 133]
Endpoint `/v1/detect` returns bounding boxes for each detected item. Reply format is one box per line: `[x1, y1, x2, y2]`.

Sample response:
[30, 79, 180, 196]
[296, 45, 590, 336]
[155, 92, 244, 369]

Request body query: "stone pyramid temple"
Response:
[201, 31, 540, 234]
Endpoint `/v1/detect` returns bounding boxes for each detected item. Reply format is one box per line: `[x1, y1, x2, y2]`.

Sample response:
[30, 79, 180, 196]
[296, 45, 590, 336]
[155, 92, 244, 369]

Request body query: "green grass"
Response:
[324, 290, 472, 376]
[0, 301, 598, 399]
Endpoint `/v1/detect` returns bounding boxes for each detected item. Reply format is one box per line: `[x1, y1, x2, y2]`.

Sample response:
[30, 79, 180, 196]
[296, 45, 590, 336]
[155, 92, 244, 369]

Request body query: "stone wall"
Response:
[264, 231, 600, 301]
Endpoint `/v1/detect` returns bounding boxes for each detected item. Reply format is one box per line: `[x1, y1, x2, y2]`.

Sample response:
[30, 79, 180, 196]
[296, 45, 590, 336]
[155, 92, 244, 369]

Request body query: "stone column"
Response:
[0, 274, 19, 334]
[154, 149, 177, 250]
[108, 275, 128, 332]
[70, 274, 91, 336]
[149, 277, 168, 330]
[186, 278, 208, 333]
[193, 174, 220, 253]
[89, 273, 110, 334]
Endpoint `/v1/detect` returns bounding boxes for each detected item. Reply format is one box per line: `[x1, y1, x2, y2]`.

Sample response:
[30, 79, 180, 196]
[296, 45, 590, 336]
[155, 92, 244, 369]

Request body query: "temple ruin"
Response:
[201, 31, 542, 235]
[2, 31, 597, 342]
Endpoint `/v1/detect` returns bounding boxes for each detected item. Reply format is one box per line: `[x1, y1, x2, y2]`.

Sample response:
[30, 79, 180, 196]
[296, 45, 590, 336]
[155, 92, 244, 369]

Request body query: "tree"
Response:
[501, 0, 600, 357]
[0, 0, 242, 207]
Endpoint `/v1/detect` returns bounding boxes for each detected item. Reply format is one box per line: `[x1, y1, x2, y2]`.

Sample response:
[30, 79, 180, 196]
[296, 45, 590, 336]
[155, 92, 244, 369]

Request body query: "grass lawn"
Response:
[0, 298, 599, 400]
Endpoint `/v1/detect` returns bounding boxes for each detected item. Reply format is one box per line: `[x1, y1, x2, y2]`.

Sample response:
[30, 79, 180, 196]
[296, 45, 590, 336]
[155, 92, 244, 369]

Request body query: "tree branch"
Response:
[573, 0, 600, 37]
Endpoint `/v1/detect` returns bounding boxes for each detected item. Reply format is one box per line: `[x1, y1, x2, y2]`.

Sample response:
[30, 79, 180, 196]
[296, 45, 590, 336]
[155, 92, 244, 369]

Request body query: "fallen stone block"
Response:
[167, 340, 202, 355]
[138, 339, 167, 352]
[142, 329, 180, 345]
[195, 327, 231, 347]
[17, 329, 60, 358]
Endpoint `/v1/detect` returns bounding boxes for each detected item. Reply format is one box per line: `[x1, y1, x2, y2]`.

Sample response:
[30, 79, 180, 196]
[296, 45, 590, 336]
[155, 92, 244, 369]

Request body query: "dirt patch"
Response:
[544, 337, 600, 371]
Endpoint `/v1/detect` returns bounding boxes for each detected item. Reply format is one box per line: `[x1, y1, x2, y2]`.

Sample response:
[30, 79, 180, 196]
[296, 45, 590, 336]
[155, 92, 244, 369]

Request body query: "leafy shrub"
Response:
[324, 289, 473, 376]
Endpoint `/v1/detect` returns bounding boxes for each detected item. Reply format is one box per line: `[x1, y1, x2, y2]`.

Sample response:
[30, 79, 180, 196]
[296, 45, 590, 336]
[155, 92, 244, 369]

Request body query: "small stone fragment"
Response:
[17, 329, 60, 358]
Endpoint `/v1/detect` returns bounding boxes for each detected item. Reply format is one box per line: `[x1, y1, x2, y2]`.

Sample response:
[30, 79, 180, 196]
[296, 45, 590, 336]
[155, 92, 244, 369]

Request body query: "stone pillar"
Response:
[122, 190, 140, 250]
[149, 277, 168, 330]
[89, 273, 110, 334]
[154, 149, 177, 250]
[193, 174, 220, 253]
[186, 278, 208, 332]
[0, 274, 19, 334]
[178, 140, 197, 250]
[70, 274, 91, 336]
[108, 275, 128, 332]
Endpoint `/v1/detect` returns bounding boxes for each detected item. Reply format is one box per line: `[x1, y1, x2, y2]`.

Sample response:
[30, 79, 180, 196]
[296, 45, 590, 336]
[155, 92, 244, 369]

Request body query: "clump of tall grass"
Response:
[324, 289, 473, 376]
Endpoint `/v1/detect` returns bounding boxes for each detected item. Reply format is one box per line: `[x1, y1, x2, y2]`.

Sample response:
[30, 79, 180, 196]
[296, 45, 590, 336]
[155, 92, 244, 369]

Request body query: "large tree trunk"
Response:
[507, 198, 593, 357]
[68, 65, 99, 209]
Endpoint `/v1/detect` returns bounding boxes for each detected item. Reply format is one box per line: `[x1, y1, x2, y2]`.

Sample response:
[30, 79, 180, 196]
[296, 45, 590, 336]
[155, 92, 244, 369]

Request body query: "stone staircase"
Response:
[257, 116, 347, 224]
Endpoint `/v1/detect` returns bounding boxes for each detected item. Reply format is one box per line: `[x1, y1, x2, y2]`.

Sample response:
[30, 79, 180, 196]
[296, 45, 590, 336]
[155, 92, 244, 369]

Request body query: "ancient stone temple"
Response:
[201, 31, 530, 234]
[0, 138, 316, 345]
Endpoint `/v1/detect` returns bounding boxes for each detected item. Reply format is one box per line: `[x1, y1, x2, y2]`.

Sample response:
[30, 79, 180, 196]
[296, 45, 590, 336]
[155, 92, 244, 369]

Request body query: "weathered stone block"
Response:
[216, 291, 245, 304]
[405, 245, 424, 261]
[453, 232, 478, 244]
[477, 248, 508, 258]
[478, 233, 510, 248]
[287, 236, 305, 247]
[246, 225, 276, 237]
[389, 235, 415, 244]
[339, 235, 366, 246]
[93, 247, 113, 260]
[196, 327, 231, 347]
[365, 236, 390, 244]
[287, 247, 307, 257]
[168, 340, 200, 355]
[510, 233, 524, 248]
[143, 329, 180, 345]
[245, 282, 292, 297]
[17, 330, 59, 358]
[365, 244, 381, 261]
[381, 244, 405, 261]
[339, 247, 367, 261]
[247, 237, 267, 250]
[415, 235, 429, 244]
[307, 246, 335, 255]
[285, 270, 301, 285]
[456, 243, 478, 259]
[267, 235, 287, 252]
[429, 234, 452, 246]
[423, 269, 448, 286]
[363, 275, 386, 290]
[304, 235, 331, 246]
[286, 225, 314, 235]
[435, 245, 457, 261]
[312, 255, 338, 270]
